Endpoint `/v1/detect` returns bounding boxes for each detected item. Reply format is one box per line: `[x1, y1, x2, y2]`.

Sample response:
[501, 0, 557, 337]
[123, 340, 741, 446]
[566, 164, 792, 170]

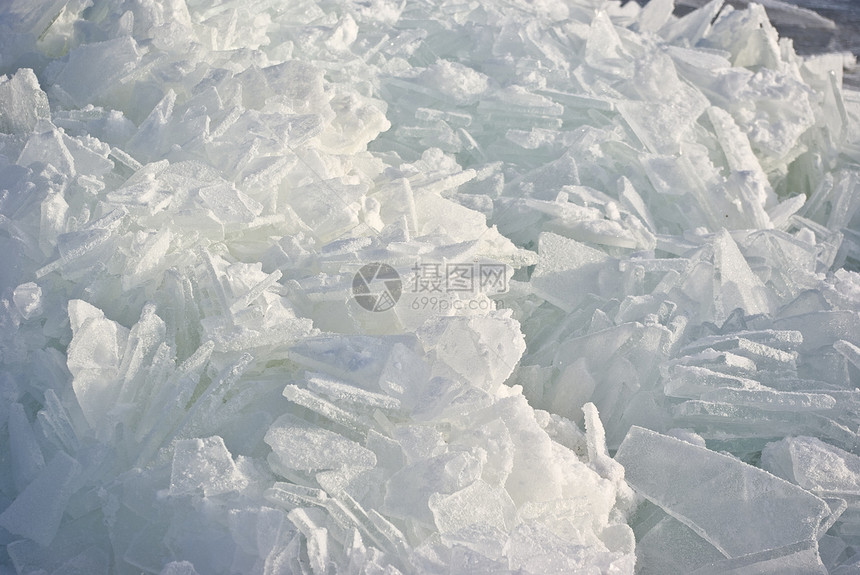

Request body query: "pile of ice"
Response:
[1, 0, 859, 572]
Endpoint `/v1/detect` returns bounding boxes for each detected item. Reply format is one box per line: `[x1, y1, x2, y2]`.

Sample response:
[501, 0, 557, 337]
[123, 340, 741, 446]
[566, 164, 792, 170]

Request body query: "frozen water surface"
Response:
[0, 0, 859, 573]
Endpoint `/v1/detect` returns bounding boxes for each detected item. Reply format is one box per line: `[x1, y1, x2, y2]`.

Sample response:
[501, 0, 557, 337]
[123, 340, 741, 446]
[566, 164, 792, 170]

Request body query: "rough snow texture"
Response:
[0, 0, 859, 573]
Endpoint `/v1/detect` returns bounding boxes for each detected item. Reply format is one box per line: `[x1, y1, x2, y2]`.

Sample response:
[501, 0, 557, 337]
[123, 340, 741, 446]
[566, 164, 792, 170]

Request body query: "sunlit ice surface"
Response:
[0, 0, 859, 573]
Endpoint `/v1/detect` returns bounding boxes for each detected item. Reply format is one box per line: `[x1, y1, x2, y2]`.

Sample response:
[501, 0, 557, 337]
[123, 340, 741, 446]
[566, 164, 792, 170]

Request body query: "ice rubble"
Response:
[1, 0, 860, 573]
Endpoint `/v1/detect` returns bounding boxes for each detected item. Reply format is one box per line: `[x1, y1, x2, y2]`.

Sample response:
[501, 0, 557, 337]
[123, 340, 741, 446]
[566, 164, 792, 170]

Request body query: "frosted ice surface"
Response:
[616, 426, 830, 557]
[0, 452, 81, 547]
[66, 300, 129, 434]
[50, 546, 111, 575]
[775, 311, 860, 352]
[762, 436, 860, 495]
[711, 230, 777, 322]
[288, 335, 418, 391]
[383, 451, 482, 526]
[7, 403, 45, 493]
[688, 541, 827, 575]
[52, 37, 142, 108]
[417, 312, 526, 393]
[428, 479, 517, 534]
[281, 384, 367, 435]
[1, 0, 860, 571]
[159, 562, 200, 575]
[169, 436, 248, 497]
[634, 510, 726, 575]
[0, 69, 49, 134]
[662, 0, 725, 44]
[418, 61, 489, 106]
[637, 0, 674, 34]
[531, 231, 618, 312]
[265, 413, 376, 472]
[305, 372, 402, 412]
[11, 281, 41, 319]
[17, 124, 76, 175]
[583, 402, 624, 483]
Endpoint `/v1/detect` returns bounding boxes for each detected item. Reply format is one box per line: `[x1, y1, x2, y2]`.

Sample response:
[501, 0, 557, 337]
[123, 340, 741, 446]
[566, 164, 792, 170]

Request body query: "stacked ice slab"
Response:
[0, 0, 859, 573]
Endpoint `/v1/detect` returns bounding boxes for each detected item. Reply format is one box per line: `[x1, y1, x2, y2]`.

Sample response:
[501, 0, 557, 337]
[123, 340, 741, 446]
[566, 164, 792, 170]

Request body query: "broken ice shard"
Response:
[0, 68, 50, 134]
[615, 426, 830, 557]
[169, 436, 248, 497]
[264, 413, 376, 472]
[66, 300, 129, 435]
[762, 436, 860, 496]
[531, 231, 620, 312]
[0, 0, 858, 571]
[0, 452, 81, 547]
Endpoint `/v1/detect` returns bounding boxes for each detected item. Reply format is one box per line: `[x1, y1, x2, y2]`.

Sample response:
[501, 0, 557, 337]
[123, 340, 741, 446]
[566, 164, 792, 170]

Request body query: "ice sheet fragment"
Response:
[0, 0, 858, 571]
[265, 414, 376, 472]
[689, 540, 827, 575]
[7, 403, 45, 492]
[428, 479, 518, 535]
[0, 452, 81, 547]
[0, 68, 49, 134]
[762, 436, 860, 495]
[615, 426, 830, 557]
[531, 231, 619, 312]
[169, 436, 248, 497]
[66, 300, 129, 434]
[52, 36, 142, 108]
[12, 282, 42, 319]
